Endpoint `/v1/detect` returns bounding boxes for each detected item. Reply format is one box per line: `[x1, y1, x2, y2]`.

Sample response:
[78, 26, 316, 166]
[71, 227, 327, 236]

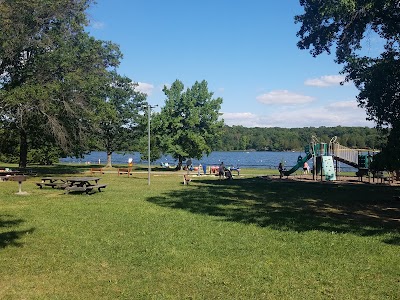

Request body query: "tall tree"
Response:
[295, 0, 400, 166]
[96, 72, 147, 168]
[0, 0, 122, 167]
[155, 80, 223, 170]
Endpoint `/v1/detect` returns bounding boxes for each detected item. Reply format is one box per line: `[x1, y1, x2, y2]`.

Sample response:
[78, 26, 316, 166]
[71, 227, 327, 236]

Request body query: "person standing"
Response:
[278, 162, 284, 179]
[218, 162, 225, 180]
[303, 161, 309, 174]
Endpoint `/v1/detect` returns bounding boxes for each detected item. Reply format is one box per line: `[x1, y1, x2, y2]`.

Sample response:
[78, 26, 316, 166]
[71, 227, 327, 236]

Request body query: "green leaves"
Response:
[0, 0, 127, 166]
[155, 80, 223, 166]
[296, 0, 400, 165]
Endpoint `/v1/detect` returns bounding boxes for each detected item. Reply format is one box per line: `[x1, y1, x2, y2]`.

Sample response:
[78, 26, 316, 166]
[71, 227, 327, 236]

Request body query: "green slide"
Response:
[282, 153, 312, 176]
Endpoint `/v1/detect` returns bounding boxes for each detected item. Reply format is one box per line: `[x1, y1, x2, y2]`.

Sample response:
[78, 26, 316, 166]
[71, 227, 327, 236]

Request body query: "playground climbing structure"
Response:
[329, 137, 360, 168]
[282, 136, 372, 181]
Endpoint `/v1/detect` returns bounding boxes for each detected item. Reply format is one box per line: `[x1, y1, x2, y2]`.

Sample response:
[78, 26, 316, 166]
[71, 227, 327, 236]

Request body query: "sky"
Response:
[86, 0, 377, 128]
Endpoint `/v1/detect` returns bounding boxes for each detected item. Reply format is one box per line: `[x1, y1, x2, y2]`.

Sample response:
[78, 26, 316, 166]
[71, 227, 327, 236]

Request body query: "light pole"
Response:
[143, 104, 157, 185]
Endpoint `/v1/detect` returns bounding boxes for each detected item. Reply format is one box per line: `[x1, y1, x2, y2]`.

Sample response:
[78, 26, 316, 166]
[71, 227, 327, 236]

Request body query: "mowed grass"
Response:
[0, 166, 399, 299]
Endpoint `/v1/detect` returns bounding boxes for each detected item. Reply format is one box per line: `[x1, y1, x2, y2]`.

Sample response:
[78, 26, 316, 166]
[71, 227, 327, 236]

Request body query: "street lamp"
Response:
[142, 104, 157, 185]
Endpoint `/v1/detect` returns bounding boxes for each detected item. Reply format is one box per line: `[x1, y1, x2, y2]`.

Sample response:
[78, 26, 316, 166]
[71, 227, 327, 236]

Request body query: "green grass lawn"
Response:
[0, 165, 399, 299]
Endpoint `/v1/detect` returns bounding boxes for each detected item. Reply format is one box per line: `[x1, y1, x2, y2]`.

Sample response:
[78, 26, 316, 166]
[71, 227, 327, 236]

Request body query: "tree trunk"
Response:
[19, 129, 28, 168]
[105, 151, 112, 168]
[175, 155, 183, 171]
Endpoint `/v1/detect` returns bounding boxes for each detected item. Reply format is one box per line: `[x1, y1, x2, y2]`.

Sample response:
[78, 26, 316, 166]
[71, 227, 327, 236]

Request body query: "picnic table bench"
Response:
[64, 177, 107, 194]
[35, 176, 107, 194]
[65, 184, 107, 194]
[36, 177, 67, 189]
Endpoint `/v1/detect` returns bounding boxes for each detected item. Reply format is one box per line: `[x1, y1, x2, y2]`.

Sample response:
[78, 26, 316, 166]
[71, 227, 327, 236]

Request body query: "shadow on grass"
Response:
[0, 215, 35, 249]
[23, 164, 89, 176]
[24, 164, 179, 176]
[147, 177, 400, 244]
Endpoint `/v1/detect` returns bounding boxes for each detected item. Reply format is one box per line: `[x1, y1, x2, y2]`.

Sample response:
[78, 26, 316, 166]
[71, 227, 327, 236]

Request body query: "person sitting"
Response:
[224, 168, 233, 180]
[230, 165, 240, 175]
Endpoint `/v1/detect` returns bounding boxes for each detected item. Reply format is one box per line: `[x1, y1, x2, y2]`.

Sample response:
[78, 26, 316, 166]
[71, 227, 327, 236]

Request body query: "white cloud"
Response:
[222, 100, 374, 128]
[221, 112, 261, 127]
[304, 75, 346, 87]
[327, 100, 358, 109]
[135, 82, 154, 95]
[256, 90, 315, 105]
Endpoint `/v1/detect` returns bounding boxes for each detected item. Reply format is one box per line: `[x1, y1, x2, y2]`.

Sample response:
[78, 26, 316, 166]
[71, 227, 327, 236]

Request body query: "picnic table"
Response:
[36, 177, 67, 189]
[64, 177, 107, 194]
[0, 170, 23, 181]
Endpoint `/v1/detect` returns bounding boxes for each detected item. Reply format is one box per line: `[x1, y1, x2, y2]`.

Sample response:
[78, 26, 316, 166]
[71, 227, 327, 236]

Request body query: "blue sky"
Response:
[86, 0, 375, 128]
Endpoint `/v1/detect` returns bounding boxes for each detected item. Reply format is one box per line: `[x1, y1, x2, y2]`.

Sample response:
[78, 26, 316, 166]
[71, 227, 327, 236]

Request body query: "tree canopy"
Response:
[154, 80, 223, 169]
[0, 0, 124, 167]
[295, 0, 400, 169]
[96, 72, 147, 168]
[217, 125, 382, 152]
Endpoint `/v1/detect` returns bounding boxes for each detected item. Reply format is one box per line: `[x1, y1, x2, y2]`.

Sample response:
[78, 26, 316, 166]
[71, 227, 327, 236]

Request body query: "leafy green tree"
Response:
[96, 72, 147, 168]
[155, 80, 223, 170]
[0, 0, 122, 167]
[295, 0, 400, 164]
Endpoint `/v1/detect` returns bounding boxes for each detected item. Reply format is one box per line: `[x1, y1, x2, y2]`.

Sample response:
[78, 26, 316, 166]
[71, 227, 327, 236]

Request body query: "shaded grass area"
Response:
[148, 178, 400, 242]
[0, 166, 399, 299]
[0, 215, 35, 249]
[21, 163, 188, 175]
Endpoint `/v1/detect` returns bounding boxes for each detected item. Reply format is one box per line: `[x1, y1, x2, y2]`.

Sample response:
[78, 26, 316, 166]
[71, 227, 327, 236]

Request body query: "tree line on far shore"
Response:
[215, 125, 383, 152]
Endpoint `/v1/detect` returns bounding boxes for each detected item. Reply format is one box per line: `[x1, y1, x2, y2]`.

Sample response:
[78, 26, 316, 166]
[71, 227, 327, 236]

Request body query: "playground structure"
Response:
[283, 136, 374, 182]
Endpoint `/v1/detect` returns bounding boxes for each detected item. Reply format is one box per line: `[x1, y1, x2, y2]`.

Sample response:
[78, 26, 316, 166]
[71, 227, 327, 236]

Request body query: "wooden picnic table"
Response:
[0, 170, 23, 181]
[41, 177, 66, 183]
[66, 177, 100, 186]
[64, 177, 106, 194]
[36, 177, 67, 189]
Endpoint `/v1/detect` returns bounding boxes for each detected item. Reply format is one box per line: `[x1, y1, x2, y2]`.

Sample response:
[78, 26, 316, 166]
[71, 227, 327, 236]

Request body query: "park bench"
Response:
[90, 168, 104, 175]
[375, 171, 392, 183]
[118, 167, 132, 177]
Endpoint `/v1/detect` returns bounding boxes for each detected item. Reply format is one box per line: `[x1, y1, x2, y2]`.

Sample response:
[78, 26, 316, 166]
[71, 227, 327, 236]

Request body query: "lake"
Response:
[60, 151, 357, 171]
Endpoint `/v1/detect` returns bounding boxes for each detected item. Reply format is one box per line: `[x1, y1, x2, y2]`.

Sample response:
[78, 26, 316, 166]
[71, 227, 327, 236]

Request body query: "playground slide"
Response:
[282, 153, 312, 176]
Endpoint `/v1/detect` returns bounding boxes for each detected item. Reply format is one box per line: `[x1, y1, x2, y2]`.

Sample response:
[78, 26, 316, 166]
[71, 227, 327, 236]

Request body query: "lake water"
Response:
[60, 151, 357, 171]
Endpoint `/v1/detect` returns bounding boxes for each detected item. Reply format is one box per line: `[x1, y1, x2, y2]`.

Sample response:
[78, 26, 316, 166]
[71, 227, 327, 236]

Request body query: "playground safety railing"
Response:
[330, 143, 359, 166]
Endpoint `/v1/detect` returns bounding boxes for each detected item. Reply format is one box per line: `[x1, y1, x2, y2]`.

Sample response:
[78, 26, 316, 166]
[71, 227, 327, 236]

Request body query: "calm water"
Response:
[60, 151, 357, 171]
